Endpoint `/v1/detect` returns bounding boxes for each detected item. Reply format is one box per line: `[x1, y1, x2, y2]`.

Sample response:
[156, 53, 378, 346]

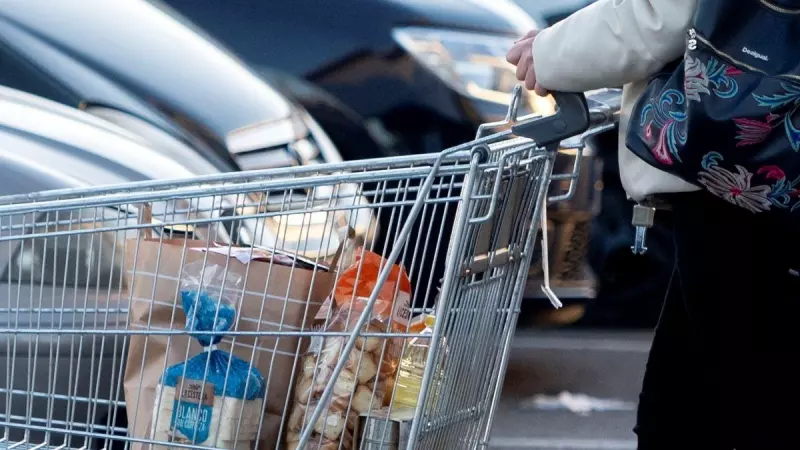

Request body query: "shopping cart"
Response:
[0, 86, 614, 450]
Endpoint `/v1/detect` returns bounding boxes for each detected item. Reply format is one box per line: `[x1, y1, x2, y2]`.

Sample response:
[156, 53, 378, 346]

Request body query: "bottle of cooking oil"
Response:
[393, 314, 442, 409]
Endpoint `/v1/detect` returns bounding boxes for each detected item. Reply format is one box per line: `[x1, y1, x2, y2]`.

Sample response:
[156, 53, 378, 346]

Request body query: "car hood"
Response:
[0, 86, 215, 196]
[0, 0, 294, 140]
[386, 0, 536, 35]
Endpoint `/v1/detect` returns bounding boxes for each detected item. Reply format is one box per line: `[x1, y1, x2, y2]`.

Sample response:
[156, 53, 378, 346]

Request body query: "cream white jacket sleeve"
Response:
[532, 0, 698, 92]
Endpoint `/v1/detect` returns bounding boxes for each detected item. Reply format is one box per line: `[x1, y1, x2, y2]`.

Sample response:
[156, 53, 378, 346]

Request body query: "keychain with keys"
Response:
[631, 203, 656, 255]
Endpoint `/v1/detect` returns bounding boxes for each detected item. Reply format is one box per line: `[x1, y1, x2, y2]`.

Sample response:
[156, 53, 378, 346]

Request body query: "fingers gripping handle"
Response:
[511, 92, 590, 146]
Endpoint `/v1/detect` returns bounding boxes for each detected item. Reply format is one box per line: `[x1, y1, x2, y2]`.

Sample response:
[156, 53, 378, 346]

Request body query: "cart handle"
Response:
[511, 92, 590, 147]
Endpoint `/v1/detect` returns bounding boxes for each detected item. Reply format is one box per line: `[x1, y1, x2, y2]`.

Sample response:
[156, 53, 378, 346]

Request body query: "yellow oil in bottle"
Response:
[393, 315, 439, 409]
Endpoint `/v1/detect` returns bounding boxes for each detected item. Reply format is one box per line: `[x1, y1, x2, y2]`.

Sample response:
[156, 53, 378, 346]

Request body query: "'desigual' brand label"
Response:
[169, 377, 215, 444]
[742, 46, 769, 62]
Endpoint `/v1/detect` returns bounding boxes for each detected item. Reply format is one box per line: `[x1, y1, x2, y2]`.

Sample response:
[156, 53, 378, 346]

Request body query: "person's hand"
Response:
[506, 29, 549, 96]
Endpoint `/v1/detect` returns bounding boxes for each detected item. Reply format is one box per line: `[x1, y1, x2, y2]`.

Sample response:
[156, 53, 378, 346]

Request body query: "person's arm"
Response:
[533, 0, 697, 92]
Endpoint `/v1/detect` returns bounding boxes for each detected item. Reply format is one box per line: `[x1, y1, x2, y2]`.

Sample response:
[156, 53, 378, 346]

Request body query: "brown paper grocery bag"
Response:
[122, 238, 335, 450]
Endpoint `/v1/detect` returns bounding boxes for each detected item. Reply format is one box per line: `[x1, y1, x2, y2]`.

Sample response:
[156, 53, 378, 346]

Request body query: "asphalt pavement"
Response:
[488, 329, 653, 450]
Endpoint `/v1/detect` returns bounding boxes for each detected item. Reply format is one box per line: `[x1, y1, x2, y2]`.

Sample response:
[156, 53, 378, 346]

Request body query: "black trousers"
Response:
[635, 191, 800, 450]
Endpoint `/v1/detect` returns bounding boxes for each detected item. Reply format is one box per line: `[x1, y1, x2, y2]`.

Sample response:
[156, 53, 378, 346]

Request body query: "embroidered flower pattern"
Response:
[766, 175, 800, 211]
[752, 83, 800, 151]
[640, 57, 742, 167]
[757, 165, 786, 182]
[684, 55, 711, 102]
[698, 159, 772, 213]
[683, 55, 741, 102]
[707, 59, 742, 98]
[733, 114, 781, 147]
[640, 89, 687, 165]
[698, 153, 800, 212]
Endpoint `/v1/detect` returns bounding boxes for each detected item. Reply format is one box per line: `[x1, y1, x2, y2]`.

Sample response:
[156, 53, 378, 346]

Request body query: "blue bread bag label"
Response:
[169, 377, 215, 443]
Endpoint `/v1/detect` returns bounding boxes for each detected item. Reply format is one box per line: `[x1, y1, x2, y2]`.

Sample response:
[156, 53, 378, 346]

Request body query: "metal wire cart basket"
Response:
[0, 87, 612, 450]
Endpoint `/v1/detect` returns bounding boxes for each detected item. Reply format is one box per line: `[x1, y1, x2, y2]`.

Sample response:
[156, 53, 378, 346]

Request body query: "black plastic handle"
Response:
[511, 92, 590, 147]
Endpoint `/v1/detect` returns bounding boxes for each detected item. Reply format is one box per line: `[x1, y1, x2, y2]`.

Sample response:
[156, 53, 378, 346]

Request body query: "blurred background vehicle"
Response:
[156, 0, 610, 310]
[0, 85, 218, 194]
[0, 84, 225, 445]
[0, 0, 376, 259]
[157, 0, 541, 156]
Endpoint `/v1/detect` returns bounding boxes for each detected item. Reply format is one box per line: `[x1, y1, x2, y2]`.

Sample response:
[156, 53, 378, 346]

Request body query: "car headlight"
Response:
[225, 114, 313, 170]
[299, 110, 342, 164]
[392, 27, 555, 114]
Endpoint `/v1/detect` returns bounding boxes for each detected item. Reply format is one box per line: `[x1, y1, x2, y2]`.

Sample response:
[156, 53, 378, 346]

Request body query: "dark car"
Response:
[0, 0, 387, 173]
[157, 0, 607, 304]
[158, 0, 541, 156]
[0, 0, 377, 259]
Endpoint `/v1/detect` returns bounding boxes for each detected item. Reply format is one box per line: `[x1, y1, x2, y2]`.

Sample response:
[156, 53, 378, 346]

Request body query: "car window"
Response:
[0, 40, 77, 106]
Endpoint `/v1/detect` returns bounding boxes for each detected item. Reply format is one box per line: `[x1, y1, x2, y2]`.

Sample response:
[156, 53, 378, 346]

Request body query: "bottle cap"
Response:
[408, 315, 427, 333]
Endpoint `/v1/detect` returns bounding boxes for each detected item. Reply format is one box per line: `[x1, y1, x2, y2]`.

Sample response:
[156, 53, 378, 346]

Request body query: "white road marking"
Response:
[490, 437, 637, 449]
[511, 334, 652, 353]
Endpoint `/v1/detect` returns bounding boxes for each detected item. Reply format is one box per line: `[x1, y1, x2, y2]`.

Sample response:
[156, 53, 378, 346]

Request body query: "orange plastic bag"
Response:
[333, 250, 412, 329]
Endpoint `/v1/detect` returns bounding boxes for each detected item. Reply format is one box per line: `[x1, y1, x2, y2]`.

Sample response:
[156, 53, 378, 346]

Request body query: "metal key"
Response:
[631, 204, 656, 255]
